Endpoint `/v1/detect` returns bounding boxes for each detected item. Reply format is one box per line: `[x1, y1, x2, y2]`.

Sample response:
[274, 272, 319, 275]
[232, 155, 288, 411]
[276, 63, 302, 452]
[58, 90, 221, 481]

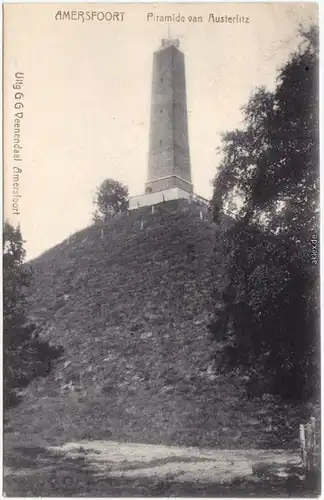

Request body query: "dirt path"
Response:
[48, 440, 300, 484]
[5, 439, 316, 497]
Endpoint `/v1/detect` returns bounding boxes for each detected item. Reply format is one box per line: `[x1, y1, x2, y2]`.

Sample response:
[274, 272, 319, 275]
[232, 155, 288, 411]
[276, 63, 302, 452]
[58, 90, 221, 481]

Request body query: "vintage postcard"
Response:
[3, 2, 320, 497]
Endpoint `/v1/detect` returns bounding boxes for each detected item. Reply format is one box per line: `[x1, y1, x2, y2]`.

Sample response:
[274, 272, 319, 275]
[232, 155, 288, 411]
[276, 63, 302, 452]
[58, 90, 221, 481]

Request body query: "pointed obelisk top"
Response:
[160, 27, 180, 49]
[160, 37, 180, 48]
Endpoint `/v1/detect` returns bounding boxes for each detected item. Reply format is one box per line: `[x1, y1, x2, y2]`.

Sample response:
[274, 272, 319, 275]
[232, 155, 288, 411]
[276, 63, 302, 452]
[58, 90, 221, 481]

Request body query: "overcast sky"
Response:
[4, 3, 317, 260]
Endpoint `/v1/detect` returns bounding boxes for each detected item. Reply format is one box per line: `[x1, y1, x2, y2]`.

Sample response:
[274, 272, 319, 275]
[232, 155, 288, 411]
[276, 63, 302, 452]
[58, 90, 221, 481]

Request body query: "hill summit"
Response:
[6, 200, 301, 449]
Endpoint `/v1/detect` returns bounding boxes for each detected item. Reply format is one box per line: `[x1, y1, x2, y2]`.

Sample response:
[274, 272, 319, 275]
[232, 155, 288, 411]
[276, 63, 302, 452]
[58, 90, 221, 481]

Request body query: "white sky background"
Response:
[4, 3, 317, 260]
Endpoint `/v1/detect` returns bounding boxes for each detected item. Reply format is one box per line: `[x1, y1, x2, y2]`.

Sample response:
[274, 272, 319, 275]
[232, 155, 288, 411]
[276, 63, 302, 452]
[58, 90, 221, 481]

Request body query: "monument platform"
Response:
[129, 187, 208, 211]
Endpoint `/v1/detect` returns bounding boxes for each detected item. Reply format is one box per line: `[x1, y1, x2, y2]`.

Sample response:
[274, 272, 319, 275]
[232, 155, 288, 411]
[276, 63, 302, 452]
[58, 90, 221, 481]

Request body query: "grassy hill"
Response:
[5, 200, 307, 451]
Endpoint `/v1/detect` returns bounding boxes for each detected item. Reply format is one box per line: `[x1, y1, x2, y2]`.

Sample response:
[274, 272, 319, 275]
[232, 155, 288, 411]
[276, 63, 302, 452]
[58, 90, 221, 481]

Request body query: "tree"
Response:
[93, 178, 129, 222]
[3, 221, 63, 409]
[209, 26, 319, 401]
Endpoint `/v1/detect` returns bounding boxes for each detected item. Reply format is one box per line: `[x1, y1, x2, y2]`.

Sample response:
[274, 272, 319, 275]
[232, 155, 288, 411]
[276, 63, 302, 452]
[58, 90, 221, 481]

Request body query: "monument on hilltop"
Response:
[129, 37, 207, 210]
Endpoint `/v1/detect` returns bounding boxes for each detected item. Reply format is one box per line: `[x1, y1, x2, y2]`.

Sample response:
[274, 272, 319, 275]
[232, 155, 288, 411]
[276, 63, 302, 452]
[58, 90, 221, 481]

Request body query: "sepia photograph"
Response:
[3, 2, 320, 496]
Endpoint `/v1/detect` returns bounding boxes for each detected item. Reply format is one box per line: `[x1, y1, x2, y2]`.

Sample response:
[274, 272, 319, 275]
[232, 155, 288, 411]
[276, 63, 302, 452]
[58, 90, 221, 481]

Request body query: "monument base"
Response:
[129, 187, 191, 211]
[129, 187, 209, 211]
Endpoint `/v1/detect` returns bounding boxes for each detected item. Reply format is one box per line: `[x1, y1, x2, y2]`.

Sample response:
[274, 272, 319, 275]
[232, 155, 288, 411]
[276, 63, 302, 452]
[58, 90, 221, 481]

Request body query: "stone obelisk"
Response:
[145, 38, 193, 195]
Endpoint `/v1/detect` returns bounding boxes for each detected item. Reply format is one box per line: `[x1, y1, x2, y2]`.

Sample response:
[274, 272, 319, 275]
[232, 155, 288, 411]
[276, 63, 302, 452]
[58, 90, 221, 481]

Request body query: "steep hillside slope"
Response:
[5, 201, 304, 449]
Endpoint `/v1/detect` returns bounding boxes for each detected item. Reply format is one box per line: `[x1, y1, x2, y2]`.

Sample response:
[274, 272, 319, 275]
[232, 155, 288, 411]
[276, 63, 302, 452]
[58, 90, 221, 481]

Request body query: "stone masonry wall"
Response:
[147, 43, 192, 193]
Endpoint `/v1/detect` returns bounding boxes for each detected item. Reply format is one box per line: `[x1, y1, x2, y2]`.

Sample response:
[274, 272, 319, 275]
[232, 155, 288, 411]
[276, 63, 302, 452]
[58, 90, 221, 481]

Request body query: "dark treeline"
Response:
[209, 26, 319, 402]
[3, 222, 64, 409]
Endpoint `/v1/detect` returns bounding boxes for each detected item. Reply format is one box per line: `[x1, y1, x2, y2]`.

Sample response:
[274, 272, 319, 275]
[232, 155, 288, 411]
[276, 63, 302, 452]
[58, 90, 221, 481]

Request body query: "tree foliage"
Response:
[93, 178, 129, 222]
[3, 221, 63, 409]
[210, 26, 319, 401]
